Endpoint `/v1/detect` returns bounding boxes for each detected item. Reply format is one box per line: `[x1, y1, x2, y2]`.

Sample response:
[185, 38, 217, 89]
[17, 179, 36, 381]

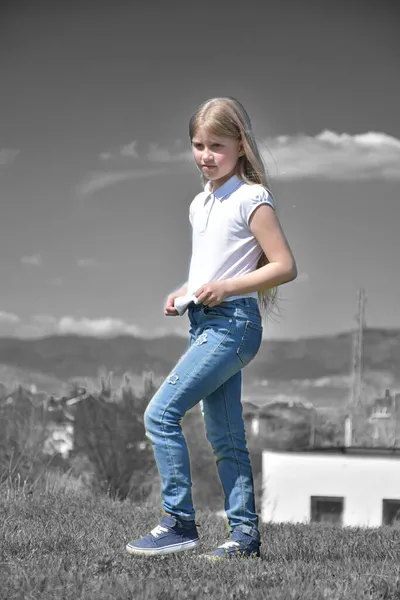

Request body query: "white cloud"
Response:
[144, 130, 400, 181]
[99, 141, 138, 161]
[54, 317, 189, 338]
[120, 141, 138, 158]
[21, 254, 42, 266]
[150, 325, 189, 338]
[0, 305, 195, 340]
[0, 148, 20, 166]
[0, 311, 20, 324]
[0, 311, 189, 339]
[8, 314, 58, 338]
[77, 168, 170, 196]
[264, 130, 400, 181]
[77, 171, 139, 195]
[57, 316, 142, 337]
[92, 130, 400, 186]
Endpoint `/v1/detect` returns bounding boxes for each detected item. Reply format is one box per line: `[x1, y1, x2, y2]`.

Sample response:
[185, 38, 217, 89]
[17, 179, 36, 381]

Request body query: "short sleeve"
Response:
[189, 194, 201, 226]
[240, 186, 275, 226]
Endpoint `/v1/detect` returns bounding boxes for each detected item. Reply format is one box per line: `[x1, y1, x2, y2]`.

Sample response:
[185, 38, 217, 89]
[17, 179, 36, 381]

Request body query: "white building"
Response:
[262, 447, 400, 527]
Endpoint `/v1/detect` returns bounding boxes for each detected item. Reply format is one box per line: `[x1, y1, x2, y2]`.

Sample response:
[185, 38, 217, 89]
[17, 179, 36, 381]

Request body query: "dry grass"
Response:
[1, 472, 400, 600]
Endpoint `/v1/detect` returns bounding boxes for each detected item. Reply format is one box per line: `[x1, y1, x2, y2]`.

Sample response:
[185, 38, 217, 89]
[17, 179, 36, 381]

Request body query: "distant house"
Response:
[242, 401, 261, 435]
[261, 446, 400, 527]
[243, 399, 316, 448]
[365, 389, 400, 446]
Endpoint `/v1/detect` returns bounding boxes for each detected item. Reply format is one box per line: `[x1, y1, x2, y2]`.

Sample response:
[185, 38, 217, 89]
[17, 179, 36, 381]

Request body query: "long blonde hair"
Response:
[189, 96, 280, 321]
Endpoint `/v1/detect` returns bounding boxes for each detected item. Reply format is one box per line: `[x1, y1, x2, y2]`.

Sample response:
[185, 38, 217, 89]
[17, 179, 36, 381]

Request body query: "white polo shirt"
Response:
[186, 174, 275, 302]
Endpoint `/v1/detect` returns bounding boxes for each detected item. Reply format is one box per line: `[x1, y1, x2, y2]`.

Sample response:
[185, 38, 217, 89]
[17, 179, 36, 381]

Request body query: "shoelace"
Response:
[150, 525, 169, 538]
[218, 541, 240, 549]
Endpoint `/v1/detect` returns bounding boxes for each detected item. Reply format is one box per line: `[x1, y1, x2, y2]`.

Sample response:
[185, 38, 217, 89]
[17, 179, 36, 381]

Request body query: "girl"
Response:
[126, 97, 297, 559]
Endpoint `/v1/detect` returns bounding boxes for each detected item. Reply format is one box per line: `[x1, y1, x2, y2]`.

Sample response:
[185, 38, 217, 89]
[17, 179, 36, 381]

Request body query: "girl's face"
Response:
[191, 126, 243, 190]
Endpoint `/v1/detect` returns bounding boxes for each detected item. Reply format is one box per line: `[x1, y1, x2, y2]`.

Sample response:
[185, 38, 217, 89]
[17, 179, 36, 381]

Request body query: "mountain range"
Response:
[0, 327, 398, 408]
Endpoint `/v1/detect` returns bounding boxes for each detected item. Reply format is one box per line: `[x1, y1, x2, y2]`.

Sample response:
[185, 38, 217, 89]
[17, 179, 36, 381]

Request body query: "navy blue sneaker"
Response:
[203, 530, 261, 560]
[126, 515, 200, 556]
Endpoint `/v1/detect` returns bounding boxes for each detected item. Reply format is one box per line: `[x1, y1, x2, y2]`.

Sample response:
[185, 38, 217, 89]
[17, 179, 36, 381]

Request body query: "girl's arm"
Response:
[224, 205, 297, 296]
[175, 281, 188, 296]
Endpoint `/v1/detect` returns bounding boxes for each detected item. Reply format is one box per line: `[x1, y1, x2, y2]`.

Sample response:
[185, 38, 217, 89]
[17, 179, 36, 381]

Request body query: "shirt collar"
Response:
[204, 174, 243, 201]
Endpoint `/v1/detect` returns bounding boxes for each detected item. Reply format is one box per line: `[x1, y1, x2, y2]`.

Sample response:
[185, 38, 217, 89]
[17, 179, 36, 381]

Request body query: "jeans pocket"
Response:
[237, 320, 263, 366]
[203, 305, 234, 319]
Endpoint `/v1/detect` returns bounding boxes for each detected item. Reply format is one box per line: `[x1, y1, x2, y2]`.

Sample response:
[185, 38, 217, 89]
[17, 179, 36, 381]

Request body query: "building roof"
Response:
[242, 401, 260, 416]
[242, 399, 315, 417]
[264, 445, 400, 459]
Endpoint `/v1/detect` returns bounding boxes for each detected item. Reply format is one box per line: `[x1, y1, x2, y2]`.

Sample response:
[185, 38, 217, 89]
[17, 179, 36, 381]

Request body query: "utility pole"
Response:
[344, 288, 367, 446]
[350, 288, 366, 411]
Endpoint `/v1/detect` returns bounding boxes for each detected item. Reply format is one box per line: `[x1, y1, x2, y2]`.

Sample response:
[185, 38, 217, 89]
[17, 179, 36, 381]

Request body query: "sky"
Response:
[1, 0, 399, 341]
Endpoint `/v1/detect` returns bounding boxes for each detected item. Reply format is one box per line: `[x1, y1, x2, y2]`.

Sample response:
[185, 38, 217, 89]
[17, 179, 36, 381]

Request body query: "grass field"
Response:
[1, 475, 400, 600]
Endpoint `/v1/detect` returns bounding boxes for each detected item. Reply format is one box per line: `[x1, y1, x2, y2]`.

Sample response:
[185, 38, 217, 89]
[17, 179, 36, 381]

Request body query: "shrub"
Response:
[0, 385, 56, 489]
[72, 372, 156, 501]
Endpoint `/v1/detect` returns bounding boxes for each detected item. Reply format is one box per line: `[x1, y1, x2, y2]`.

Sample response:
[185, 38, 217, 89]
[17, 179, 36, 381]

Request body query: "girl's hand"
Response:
[194, 281, 228, 308]
[164, 292, 180, 316]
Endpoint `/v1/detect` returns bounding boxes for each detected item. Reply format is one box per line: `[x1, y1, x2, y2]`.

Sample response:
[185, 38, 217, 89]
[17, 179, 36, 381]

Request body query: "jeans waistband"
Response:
[188, 297, 261, 321]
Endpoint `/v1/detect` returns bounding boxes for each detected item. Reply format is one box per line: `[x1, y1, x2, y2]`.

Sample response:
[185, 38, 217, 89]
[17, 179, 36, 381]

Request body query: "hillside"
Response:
[0, 327, 398, 404]
[3, 490, 400, 600]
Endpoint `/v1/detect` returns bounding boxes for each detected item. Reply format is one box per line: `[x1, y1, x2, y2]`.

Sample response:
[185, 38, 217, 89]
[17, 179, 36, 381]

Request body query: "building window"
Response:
[310, 496, 344, 526]
[382, 499, 400, 526]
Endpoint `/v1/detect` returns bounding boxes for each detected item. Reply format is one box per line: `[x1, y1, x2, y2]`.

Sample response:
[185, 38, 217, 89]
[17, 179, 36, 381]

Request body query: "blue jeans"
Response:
[144, 297, 263, 541]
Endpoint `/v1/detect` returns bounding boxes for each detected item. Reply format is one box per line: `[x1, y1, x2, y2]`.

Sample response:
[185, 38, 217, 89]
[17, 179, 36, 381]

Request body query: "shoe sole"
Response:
[126, 538, 200, 556]
[201, 552, 261, 560]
